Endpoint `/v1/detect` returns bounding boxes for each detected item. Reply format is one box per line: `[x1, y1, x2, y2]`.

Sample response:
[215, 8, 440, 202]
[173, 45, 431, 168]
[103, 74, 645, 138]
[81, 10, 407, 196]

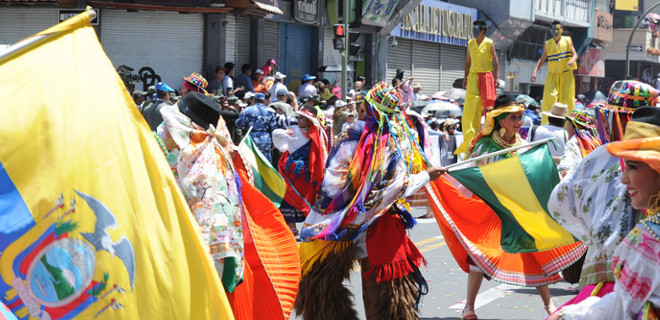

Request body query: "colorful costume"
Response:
[540, 36, 576, 122]
[548, 80, 658, 316]
[456, 36, 497, 155]
[295, 83, 432, 320]
[556, 110, 660, 319]
[557, 109, 601, 177]
[272, 107, 328, 224]
[157, 92, 300, 319]
[430, 98, 585, 287]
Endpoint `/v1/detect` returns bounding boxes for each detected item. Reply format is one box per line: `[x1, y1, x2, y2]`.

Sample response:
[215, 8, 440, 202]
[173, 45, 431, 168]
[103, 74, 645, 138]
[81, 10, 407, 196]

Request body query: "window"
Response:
[511, 26, 551, 61]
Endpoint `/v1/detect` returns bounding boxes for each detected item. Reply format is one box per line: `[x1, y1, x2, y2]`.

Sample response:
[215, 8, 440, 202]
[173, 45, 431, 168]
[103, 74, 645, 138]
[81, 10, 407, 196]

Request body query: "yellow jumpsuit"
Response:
[541, 36, 576, 124]
[456, 37, 495, 155]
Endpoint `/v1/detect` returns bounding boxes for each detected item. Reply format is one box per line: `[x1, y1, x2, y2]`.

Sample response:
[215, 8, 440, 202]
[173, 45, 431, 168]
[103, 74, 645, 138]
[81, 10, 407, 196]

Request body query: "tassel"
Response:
[393, 201, 417, 229]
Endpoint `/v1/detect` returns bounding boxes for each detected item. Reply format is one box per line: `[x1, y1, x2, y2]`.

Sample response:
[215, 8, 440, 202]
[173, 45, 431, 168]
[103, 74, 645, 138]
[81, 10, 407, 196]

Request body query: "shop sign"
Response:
[59, 9, 99, 25]
[576, 47, 605, 77]
[594, 10, 613, 42]
[362, 0, 400, 27]
[294, 0, 319, 24]
[392, 0, 476, 47]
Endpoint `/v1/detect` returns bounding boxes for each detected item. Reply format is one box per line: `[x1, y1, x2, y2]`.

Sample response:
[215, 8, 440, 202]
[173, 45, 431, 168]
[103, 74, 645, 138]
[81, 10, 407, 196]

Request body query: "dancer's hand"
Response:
[426, 166, 448, 181]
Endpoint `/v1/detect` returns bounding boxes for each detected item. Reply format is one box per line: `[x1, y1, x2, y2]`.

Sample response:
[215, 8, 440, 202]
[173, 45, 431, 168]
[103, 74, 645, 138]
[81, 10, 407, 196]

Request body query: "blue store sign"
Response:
[390, 0, 477, 47]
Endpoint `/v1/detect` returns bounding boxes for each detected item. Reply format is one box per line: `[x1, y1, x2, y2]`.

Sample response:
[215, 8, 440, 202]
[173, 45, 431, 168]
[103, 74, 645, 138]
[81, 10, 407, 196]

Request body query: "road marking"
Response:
[448, 284, 519, 311]
[415, 235, 444, 246]
[419, 242, 446, 253]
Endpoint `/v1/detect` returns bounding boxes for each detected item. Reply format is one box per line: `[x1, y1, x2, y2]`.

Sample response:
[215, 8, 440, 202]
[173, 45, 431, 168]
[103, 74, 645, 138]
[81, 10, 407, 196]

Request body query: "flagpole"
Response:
[238, 126, 253, 146]
[443, 137, 555, 171]
[0, 7, 97, 63]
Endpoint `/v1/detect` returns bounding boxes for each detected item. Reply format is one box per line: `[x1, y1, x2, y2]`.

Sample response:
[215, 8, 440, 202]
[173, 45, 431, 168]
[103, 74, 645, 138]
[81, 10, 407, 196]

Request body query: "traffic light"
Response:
[333, 24, 346, 50]
[333, 24, 346, 38]
[349, 32, 360, 56]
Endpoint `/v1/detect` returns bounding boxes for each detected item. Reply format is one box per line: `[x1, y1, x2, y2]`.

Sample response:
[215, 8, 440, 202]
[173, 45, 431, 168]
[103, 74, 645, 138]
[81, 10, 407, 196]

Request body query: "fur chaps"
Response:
[362, 258, 420, 320]
[294, 244, 358, 320]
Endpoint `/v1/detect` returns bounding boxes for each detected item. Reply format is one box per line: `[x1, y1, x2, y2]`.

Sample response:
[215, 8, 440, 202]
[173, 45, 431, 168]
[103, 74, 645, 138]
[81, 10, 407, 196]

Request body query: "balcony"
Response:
[534, 0, 590, 27]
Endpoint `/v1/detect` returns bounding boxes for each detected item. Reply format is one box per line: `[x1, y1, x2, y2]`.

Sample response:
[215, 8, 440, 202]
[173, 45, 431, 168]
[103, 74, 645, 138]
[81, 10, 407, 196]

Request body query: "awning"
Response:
[224, 0, 282, 17]
[0, 0, 76, 5]
[86, 1, 232, 14]
[252, 0, 282, 15]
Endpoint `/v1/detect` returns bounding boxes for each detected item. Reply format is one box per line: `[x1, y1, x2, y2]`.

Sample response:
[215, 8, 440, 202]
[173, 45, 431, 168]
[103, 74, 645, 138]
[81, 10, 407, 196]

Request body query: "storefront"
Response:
[386, 0, 477, 96]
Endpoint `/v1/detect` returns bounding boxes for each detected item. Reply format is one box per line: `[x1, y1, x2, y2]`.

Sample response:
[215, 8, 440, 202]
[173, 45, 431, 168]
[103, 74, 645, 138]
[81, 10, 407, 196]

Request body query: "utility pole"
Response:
[626, 2, 660, 79]
[341, 0, 350, 100]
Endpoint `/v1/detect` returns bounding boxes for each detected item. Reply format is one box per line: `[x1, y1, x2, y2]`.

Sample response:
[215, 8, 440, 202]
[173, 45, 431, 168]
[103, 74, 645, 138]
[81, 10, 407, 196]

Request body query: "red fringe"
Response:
[364, 213, 426, 283]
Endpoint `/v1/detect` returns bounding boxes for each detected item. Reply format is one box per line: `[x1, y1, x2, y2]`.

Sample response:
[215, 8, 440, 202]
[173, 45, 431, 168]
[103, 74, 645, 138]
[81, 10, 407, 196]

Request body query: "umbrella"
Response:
[409, 100, 428, 113]
[516, 94, 538, 107]
[584, 90, 607, 103]
[318, 64, 355, 72]
[421, 101, 462, 117]
[440, 88, 467, 102]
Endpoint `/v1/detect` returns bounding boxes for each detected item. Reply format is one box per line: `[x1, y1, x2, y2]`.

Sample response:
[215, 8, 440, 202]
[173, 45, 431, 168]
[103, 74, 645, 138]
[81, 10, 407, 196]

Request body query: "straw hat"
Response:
[543, 102, 569, 119]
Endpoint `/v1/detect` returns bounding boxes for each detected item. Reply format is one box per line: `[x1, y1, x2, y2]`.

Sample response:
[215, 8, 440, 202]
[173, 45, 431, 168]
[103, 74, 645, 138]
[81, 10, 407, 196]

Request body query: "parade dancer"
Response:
[532, 20, 577, 124]
[295, 82, 446, 320]
[548, 106, 660, 320]
[272, 105, 329, 236]
[457, 94, 576, 319]
[548, 80, 658, 317]
[456, 20, 499, 156]
[157, 92, 300, 319]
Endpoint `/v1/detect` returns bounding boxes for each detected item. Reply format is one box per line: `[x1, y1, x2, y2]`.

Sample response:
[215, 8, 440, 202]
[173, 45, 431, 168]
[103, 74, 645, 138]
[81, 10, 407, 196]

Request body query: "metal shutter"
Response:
[439, 44, 466, 90]
[225, 14, 237, 65]
[386, 38, 412, 84]
[236, 15, 252, 71]
[100, 10, 203, 91]
[0, 8, 56, 46]
[412, 41, 441, 96]
[279, 23, 313, 90]
[262, 20, 280, 68]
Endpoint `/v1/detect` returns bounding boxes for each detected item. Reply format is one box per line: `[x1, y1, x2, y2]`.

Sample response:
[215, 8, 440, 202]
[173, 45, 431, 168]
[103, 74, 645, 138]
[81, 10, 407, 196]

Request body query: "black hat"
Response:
[493, 93, 517, 109]
[177, 92, 221, 130]
[631, 106, 660, 127]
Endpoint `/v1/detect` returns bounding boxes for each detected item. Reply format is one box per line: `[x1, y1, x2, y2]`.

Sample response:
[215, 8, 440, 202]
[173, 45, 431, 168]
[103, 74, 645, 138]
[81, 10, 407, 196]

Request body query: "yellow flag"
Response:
[0, 11, 233, 319]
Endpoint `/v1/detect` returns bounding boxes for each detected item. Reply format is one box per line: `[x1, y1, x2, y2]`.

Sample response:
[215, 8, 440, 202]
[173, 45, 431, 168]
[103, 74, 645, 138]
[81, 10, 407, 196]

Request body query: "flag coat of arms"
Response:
[0, 10, 233, 319]
[426, 144, 586, 286]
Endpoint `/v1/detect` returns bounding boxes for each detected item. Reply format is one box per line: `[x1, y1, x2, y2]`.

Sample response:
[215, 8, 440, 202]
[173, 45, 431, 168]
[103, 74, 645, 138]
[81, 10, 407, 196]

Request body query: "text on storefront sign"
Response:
[400, 5, 473, 40]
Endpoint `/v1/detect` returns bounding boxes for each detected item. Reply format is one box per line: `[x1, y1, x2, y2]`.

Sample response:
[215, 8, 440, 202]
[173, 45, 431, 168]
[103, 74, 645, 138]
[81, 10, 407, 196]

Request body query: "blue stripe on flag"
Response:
[0, 161, 35, 252]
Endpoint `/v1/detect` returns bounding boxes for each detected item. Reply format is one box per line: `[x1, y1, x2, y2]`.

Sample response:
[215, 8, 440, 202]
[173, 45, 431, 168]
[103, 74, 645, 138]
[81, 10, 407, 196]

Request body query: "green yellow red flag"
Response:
[0, 10, 233, 319]
[238, 134, 287, 208]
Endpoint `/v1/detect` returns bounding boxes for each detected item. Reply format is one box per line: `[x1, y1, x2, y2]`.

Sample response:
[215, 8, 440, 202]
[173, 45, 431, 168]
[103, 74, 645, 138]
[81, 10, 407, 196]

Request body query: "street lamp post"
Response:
[625, 2, 660, 79]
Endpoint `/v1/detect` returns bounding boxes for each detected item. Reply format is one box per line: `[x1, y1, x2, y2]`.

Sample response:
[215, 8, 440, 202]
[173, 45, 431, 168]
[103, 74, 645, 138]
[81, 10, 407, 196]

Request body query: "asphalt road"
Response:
[292, 211, 580, 320]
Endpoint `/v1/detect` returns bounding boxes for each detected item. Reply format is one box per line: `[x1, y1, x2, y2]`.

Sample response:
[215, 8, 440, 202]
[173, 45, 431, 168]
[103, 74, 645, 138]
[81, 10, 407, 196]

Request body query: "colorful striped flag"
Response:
[238, 135, 286, 208]
[0, 11, 233, 319]
[449, 144, 575, 253]
[425, 144, 586, 286]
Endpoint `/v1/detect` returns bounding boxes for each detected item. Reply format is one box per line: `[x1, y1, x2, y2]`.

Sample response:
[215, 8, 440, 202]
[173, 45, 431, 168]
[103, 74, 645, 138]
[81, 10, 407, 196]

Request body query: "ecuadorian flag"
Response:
[238, 135, 286, 208]
[0, 10, 233, 319]
[449, 144, 575, 253]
